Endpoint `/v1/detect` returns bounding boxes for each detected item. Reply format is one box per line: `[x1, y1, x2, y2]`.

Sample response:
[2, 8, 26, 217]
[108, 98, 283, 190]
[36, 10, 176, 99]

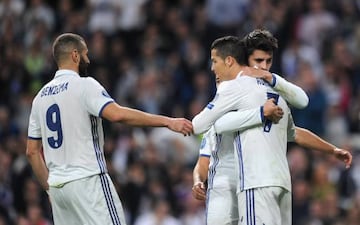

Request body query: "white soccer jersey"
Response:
[192, 72, 308, 135]
[198, 106, 265, 189]
[199, 127, 237, 189]
[28, 69, 114, 187]
[234, 106, 295, 192]
[211, 77, 296, 192]
[192, 74, 296, 191]
[198, 129, 213, 157]
[200, 127, 240, 225]
[271, 73, 308, 109]
[198, 107, 263, 158]
[192, 73, 267, 135]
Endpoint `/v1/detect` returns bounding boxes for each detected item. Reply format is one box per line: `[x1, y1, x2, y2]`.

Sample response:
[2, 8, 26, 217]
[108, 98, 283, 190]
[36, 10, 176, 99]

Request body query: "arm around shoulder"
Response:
[272, 74, 309, 109]
[214, 107, 263, 134]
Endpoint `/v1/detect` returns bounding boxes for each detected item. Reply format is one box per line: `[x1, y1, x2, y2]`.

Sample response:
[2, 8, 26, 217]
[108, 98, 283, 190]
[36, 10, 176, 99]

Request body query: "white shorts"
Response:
[49, 173, 127, 225]
[238, 186, 291, 225]
[206, 187, 239, 225]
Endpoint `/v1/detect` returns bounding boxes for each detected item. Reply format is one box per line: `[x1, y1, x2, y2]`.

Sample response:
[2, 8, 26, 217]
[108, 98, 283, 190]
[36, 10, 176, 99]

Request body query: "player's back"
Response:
[192, 73, 268, 134]
[232, 76, 294, 192]
[202, 75, 269, 190]
[193, 74, 292, 190]
[30, 70, 113, 186]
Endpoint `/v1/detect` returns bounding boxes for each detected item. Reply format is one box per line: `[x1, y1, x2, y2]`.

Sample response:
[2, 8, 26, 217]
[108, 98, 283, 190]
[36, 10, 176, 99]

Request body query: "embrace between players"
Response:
[191, 29, 352, 225]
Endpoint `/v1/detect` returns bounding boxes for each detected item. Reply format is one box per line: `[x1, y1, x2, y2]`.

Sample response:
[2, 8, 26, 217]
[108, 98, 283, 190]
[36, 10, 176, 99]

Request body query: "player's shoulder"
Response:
[82, 76, 97, 84]
[217, 79, 238, 92]
[32, 79, 55, 102]
[85, 76, 105, 85]
[224, 74, 257, 86]
[236, 74, 259, 84]
[217, 76, 257, 94]
[81, 76, 103, 88]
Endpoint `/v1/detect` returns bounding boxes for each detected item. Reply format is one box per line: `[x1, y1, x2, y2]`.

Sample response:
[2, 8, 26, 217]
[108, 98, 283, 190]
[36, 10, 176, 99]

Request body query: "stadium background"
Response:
[1, 0, 360, 224]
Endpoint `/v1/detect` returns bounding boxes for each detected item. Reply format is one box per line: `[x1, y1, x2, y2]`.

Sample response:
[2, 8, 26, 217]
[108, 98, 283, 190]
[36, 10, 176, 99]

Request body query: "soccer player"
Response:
[192, 30, 352, 225]
[193, 82, 285, 224]
[26, 33, 193, 225]
[192, 35, 309, 225]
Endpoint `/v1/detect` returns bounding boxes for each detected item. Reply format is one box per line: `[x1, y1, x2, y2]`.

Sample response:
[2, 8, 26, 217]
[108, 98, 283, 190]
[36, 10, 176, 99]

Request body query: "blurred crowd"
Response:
[1, 0, 360, 224]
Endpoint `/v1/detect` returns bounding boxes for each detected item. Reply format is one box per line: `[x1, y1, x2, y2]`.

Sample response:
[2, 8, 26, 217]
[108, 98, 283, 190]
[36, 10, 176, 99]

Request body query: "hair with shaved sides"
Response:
[210, 36, 246, 65]
[52, 33, 85, 65]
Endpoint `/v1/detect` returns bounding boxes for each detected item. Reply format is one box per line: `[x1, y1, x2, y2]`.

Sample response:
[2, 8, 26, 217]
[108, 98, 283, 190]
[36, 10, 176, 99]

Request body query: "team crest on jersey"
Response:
[102, 90, 111, 98]
[206, 94, 218, 109]
[200, 138, 206, 149]
[206, 103, 214, 109]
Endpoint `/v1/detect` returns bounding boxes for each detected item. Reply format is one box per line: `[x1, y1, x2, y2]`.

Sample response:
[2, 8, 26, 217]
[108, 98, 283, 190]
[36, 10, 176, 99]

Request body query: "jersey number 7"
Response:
[263, 92, 279, 132]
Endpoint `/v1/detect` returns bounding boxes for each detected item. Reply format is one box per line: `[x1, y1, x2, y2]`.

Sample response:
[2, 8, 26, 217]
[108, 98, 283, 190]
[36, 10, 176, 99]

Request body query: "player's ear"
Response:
[225, 56, 235, 67]
[71, 49, 79, 63]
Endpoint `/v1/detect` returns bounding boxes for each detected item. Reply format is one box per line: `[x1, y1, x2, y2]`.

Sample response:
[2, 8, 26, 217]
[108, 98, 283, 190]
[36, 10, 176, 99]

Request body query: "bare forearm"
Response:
[118, 107, 171, 127]
[192, 157, 209, 200]
[193, 164, 207, 184]
[193, 157, 209, 184]
[102, 103, 193, 135]
[294, 127, 335, 154]
[294, 127, 353, 169]
[27, 153, 49, 190]
[103, 103, 171, 127]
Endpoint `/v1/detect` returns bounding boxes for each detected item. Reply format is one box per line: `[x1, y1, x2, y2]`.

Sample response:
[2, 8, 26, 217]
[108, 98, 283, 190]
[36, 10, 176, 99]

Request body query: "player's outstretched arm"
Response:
[26, 139, 49, 190]
[242, 67, 309, 109]
[101, 102, 193, 136]
[294, 127, 353, 169]
[192, 156, 210, 201]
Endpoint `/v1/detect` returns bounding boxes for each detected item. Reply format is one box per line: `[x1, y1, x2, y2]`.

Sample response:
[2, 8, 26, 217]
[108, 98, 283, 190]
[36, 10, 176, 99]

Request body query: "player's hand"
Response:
[168, 118, 193, 136]
[333, 148, 353, 169]
[242, 66, 273, 83]
[263, 98, 283, 123]
[192, 181, 207, 201]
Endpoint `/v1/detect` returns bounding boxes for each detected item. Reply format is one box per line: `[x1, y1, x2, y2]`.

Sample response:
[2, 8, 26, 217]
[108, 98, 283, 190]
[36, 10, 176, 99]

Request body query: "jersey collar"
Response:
[236, 70, 244, 78]
[54, 69, 80, 78]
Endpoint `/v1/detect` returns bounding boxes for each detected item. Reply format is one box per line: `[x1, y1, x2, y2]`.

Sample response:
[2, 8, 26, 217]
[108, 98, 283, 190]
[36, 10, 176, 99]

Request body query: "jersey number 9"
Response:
[46, 104, 63, 149]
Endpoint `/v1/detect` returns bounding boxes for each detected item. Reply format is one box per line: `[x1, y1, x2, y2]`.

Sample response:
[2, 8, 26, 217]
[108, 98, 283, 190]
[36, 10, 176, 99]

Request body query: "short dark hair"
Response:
[210, 36, 246, 65]
[52, 33, 85, 65]
[242, 29, 278, 59]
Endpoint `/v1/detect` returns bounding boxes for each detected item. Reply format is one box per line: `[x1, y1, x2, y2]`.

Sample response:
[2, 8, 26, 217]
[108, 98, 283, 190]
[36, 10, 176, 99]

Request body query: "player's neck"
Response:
[58, 63, 79, 74]
[228, 64, 244, 79]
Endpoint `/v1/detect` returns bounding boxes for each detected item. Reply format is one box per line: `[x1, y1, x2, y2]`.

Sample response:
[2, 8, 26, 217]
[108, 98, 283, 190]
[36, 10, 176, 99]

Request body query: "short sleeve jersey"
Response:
[198, 127, 238, 189]
[198, 129, 214, 157]
[28, 70, 114, 186]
